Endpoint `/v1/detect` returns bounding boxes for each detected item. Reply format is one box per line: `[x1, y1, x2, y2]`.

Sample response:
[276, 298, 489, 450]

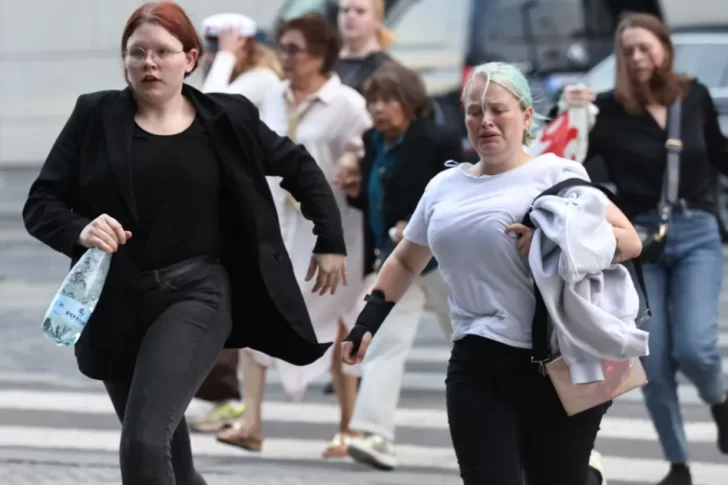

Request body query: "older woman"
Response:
[333, 63, 462, 466]
[22, 3, 346, 484]
[342, 61, 643, 485]
[216, 13, 372, 455]
[561, 13, 728, 485]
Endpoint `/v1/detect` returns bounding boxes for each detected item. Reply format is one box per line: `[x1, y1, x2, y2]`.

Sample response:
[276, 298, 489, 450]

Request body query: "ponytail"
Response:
[376, 26, 396, 49]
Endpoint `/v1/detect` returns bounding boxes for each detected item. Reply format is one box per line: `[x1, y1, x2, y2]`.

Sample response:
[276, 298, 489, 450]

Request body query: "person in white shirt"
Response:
[216, 13, 372, 457]
[199, 13, 281, 108]
[342, 61, 643, 485]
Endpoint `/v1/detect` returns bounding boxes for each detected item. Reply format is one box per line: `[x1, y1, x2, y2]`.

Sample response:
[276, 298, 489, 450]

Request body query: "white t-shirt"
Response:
[403, 153, 590, 348]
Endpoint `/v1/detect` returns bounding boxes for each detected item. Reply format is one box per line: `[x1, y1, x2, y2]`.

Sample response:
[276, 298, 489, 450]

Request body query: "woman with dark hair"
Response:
[333, 62, 462, 467]
[562, 12, 728, 485]
[215, 13, 373, 456]
[21, 3, 347, 484]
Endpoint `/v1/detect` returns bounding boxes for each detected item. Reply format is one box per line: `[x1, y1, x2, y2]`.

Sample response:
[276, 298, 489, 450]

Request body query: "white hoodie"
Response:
[528, 185, 650, 384]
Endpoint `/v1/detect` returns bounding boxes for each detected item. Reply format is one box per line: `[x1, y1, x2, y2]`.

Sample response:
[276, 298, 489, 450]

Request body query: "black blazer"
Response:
[349, 118, 463, 276]
[23, 84, 345, 380]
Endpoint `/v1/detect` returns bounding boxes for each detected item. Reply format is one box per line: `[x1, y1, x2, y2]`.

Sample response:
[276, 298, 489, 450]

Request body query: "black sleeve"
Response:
[406, 128, 462, 221]
[435, 128, 464, 169]
[23, 95, 94, 258]
[700, 83, 728, 175]
[254, 104, 346, 255]
[582, 92, 612, 184]
[346, 130, 373, 211]
[346, 173, 367, 210]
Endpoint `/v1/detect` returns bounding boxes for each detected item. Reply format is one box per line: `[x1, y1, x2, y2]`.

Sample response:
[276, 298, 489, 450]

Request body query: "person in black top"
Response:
[22, 3, 347, 485]
[561, 13, 728, 485]
[334, 0, 397, 95]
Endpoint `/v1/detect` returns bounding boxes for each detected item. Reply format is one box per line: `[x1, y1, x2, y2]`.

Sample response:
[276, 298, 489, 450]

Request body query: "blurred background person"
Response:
[188, 11, 283, 435]
[334, 62, 461, 470]
[321, 0, 407, 397]
[200, 13, 281, 105]
[215, 13, 372, 457]
[561, 13, 728, 485]
[334, 0, 396, 95]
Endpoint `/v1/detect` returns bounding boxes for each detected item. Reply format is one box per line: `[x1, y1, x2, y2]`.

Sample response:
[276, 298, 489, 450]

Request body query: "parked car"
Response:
[541, 30, 728, 239]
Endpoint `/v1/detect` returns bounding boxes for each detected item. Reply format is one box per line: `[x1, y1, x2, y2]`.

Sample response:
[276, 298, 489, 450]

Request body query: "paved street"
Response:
[1, 167, 727, 485]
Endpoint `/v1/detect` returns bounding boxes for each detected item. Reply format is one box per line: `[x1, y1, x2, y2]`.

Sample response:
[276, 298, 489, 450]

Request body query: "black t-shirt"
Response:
[334, 51, 396, 95]
[584, 80, 728, 218]
[130, 116, 222, 270]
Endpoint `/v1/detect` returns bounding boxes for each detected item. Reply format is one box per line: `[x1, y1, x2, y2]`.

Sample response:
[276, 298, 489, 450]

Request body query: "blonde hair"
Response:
[231, 41, 282, 82]
[461, 62, 536, 146]
[371, 0, 395, 49]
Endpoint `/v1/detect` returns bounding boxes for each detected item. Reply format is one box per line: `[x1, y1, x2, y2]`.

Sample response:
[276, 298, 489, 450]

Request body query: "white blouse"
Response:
[200, 51, 279, 109]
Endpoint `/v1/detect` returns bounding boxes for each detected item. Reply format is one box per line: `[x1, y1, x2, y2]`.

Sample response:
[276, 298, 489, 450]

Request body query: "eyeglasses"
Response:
[124, 47, 184, 66]
[276, 43, 306, 57]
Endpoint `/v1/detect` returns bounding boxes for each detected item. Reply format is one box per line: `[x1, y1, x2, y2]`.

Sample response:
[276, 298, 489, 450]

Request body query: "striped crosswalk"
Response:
[0, 312, 726, 485]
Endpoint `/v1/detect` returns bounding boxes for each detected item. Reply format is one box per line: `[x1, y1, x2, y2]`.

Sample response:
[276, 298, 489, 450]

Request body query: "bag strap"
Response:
[523, 178, 651, 373]
[660, 101, 683, 214]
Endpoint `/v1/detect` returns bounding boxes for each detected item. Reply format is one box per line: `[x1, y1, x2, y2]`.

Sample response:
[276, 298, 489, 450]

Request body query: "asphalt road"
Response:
[1, 167, 727, 485]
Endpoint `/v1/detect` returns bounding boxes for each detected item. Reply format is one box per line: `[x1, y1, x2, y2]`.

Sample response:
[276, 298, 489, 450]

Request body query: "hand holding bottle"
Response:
[78, 214, 132, 253]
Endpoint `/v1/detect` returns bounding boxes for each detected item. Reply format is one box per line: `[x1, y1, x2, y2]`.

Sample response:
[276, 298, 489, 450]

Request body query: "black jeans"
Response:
[103, 257, 233, 485]
[446, 335, 608, 485]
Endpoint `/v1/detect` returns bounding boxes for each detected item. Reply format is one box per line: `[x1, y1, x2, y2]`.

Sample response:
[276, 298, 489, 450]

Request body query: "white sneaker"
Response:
[346, 433, 397, 470]
[589, 450, 607, 485]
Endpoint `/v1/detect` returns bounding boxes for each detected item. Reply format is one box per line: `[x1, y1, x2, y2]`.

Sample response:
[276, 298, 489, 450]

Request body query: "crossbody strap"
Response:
[660, 101, 683, 215]
[523, 178, 651, 373]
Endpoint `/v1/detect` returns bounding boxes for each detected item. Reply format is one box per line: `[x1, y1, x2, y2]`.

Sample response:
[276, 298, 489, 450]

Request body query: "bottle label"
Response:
[51, 295, 92, 329]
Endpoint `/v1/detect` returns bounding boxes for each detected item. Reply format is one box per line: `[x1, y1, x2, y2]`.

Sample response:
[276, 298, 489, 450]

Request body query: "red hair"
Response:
[121, 1, 203, 77]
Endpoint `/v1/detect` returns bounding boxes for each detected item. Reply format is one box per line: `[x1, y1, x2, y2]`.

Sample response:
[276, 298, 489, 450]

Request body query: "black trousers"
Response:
[446, 335, 608, 485]
[103, 257, 233, 485]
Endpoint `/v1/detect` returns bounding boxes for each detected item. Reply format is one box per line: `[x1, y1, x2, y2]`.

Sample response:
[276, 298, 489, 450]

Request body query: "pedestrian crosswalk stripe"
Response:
[265, 370, 721, 404]
[0, 425, 725, 484]
[0, 389, 719, 443]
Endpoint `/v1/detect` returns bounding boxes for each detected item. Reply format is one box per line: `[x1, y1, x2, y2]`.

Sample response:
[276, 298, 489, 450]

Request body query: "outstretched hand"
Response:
[305, 253, 347, 295]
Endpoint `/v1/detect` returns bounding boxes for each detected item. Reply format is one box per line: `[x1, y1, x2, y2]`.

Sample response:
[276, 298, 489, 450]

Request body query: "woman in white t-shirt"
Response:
[341, 62, 643, 485]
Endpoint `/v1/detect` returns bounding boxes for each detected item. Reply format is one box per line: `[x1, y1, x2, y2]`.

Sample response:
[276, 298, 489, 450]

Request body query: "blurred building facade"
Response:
[0, 0, 283, 166]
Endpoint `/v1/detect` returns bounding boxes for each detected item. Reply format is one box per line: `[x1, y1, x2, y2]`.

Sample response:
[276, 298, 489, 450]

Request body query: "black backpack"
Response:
[521, 178, 651, 372]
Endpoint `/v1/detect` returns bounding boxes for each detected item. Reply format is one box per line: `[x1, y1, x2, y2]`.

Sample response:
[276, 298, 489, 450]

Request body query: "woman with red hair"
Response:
[22, 2, 347, 484]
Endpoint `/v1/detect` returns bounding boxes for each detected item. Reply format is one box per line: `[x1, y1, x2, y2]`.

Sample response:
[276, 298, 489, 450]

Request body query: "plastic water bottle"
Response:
[41, 247, 111, 346]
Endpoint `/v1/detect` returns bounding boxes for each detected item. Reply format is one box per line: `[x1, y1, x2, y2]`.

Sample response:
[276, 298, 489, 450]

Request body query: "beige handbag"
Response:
[544, 356, 647, 416]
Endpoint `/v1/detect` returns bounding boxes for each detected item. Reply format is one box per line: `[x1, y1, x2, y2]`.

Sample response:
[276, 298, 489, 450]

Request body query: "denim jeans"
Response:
[104, 256, 233, 485]
[636, 209, 726, 464]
